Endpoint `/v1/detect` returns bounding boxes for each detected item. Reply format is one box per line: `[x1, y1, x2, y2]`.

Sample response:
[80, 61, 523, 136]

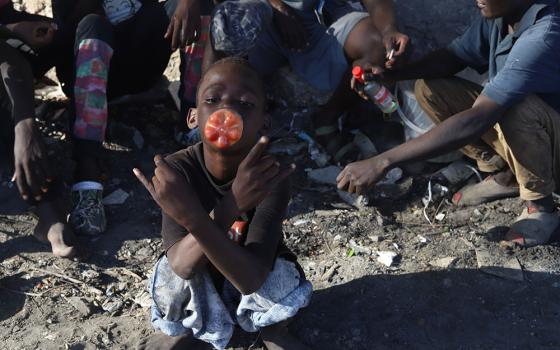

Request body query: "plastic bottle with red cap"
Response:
[352, 66, 398, 114]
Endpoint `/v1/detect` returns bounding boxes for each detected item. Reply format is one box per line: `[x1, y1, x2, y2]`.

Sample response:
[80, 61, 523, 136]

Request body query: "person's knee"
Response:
[76, 14, 113, 45]
[499, 96, 544, 138]
[345, 18, 384, 66]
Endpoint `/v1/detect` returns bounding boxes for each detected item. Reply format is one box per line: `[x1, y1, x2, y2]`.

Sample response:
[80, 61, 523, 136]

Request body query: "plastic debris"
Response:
[352, 130, 378, 159]
[297, 131, 330, 167]
[307, 166, 341, 185]
[349, 239, 372, 255]
[377, 251, 398, 267]
[103, 189, 130, 205]
[337, 190, 369, 209]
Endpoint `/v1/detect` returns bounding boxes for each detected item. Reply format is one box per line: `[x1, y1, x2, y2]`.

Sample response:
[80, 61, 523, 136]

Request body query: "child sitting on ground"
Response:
[134, 57, 313, 350]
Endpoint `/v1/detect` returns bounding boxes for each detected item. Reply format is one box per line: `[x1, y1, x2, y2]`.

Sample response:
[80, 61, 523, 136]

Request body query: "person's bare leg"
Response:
[313, 17, 385, 153]
[137, 332, 211, 350]
[261, 320, 310, 350]
[33, 199, 82, 258]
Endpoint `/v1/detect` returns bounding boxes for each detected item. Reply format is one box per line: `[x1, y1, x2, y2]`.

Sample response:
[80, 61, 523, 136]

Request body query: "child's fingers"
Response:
[269, 163, 296, 187]
[244, 136, 269, 166]
[253, 155, 277, 173]
[133, 168, 156, 198]
[153, 154, 174, 175]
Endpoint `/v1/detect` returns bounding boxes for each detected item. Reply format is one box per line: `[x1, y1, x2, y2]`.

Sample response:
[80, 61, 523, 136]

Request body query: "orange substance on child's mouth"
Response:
[204, 109, 244, 149]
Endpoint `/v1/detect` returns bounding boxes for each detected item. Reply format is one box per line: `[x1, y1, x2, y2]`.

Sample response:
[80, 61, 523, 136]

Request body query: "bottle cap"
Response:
[352, 66, 365, 83]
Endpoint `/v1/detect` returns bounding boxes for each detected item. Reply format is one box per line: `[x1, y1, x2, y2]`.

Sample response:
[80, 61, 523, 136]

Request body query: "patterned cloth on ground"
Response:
[150, 255, 313, 350]
[210, 0, 273, 56]
[102, 0, 143, 25]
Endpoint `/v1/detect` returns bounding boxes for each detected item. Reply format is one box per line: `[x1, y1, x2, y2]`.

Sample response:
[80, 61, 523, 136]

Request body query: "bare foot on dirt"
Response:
[137, 333, 210, 350]
[262, 323, 310, 350]
[33, 201, 83, 259]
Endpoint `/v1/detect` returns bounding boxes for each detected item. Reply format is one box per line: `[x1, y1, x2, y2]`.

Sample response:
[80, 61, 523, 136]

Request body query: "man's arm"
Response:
[361, 0, 397, 35]
[383, 48, 468, 83]
[1, 42, 51, 201]
[337, 95, 505, 194]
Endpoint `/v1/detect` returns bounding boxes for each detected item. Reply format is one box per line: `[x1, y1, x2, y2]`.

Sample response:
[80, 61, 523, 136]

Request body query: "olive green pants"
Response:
[415, 77, 560, 201]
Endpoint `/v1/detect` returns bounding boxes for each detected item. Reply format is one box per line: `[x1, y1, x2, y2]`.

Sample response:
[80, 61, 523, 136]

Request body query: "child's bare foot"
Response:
[262, 322, 310, 350]
[33, 201, 83, 259]
[137, 332, 210, 350]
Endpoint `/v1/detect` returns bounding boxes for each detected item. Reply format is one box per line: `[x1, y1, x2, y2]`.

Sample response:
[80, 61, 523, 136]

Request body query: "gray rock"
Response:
[429, 257, 458, 269]
[67, 297, 94, 317]
[475, 247, 524, 282]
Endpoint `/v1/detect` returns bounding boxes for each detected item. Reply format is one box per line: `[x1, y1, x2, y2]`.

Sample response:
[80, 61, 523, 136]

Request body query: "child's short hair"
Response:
[198, 57, 267, 106]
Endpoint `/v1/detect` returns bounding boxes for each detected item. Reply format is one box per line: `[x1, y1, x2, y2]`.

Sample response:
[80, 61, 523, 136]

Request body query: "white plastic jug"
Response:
[395, 80, 463, 163]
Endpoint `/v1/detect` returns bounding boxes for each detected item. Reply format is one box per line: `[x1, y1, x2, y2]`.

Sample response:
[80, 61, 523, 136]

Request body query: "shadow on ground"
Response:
[287, 269, 560, 350]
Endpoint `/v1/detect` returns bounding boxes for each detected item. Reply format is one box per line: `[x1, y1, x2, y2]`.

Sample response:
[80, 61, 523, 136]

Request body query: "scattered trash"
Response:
[293, 219, 310, 226]
[297, 131, 330, 167]
[134, 291, 152, 308]
[103, 189, 130, 206]
[429, 257, 457, 269]
[475, 247, 524, 282]
[348, 239, 372, 255]
[433, 160, 481, 185]
[102, 298, 124, 313]
[307, 166, 341, 185]
[377, 251, 398, 267]
[337, 190, 369, 209]
[321, 264, 338, 281]
[435, 213, 446, 222]
[417, 235, 428, 243]
[369, 235, 383, 242]
[374, 176, 414, 200]
[422, 181, 449, 224]
[352, 130, 378, 159]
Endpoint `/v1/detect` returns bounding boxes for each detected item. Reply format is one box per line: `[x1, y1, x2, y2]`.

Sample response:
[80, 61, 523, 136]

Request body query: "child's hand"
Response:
[232, 136, 295, 212]
[134, 155, 204, 227]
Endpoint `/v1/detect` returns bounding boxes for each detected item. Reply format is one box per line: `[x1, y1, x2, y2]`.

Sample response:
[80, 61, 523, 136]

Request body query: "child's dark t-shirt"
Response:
[160, 142, 296, 265]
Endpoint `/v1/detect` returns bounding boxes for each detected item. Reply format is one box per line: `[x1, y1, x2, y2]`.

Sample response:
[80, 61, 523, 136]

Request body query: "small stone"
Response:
[102, 298, 124, 313]
[321, 264, 338, 281]
[475, 247, 524, 281]
[67, 297, 93, 317]
[429, 257, 457, 269]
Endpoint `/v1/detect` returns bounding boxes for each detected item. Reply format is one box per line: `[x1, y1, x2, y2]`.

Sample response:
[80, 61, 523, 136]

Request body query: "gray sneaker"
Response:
[69, 186, 106, 236]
